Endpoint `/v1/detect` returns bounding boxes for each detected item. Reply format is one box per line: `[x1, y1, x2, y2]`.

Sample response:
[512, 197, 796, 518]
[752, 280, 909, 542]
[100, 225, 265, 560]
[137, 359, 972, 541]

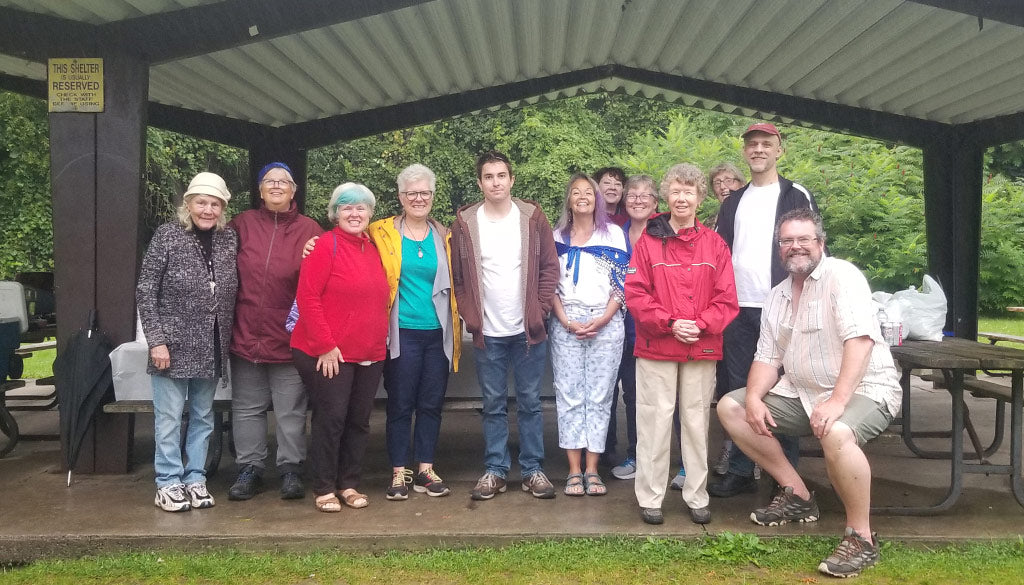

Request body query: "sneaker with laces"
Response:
[228, 465, 263, 501]
[414, 467, 451, 497]
[818, 528, 879, 578]
[280, 471, 305, 500]
[471, 472, 507, 500]
[670, 466, 686, 491]
[522, 471, 556, 499]
[185, 482, 215, 509]
[155, 483, 191, 512]
[386, 468, 413, 501]
[713, 441, 732, 476]
[750, 486, 819, 526]
[611, 457, 637, 480]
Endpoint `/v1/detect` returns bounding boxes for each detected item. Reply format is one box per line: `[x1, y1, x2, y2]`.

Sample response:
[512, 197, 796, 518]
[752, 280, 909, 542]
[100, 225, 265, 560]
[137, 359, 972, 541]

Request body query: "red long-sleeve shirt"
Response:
[290, 227, 389, 363]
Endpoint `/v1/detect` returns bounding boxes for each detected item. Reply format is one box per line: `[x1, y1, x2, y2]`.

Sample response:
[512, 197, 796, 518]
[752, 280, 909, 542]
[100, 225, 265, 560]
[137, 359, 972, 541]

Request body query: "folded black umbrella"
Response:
[53, 310, 114, 486]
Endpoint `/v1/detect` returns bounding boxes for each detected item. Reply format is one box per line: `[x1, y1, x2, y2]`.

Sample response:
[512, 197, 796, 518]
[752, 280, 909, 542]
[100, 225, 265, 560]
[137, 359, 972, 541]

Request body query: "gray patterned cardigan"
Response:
[136, 221, 238, 379]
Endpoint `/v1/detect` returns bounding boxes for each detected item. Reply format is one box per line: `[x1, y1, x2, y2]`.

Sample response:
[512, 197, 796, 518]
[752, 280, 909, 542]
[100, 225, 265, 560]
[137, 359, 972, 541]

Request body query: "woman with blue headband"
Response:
[549, 173, 629, 497]
[226, 162, 322, 503]
[291, 182, 389, 513]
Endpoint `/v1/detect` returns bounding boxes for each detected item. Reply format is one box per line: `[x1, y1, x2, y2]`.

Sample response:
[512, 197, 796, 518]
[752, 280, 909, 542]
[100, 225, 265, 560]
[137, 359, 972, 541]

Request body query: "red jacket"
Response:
[625, 214, 738, 362]
[228, 202, 322, 363]
[290, 227, 389, 363]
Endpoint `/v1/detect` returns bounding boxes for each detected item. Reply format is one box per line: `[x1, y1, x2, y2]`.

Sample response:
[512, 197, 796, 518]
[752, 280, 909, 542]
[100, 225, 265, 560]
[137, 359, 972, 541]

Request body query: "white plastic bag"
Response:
[889, 275, 946, 341]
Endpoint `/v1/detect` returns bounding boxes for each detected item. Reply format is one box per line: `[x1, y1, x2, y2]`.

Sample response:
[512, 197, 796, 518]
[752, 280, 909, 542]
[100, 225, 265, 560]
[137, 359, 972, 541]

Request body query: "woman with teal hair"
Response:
[291, 183, 389, 513]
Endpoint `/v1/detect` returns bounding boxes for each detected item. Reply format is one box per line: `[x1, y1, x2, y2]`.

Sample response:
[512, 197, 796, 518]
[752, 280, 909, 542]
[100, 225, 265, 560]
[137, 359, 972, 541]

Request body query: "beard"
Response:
[784, 251, 820, 275]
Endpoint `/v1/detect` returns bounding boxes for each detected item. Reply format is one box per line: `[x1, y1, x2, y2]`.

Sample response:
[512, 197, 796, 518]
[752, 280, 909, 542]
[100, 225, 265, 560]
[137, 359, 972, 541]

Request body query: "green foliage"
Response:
[0, 93, 52, 279]
[698, 531, 778, 564]
[978, 175, 1024, 312]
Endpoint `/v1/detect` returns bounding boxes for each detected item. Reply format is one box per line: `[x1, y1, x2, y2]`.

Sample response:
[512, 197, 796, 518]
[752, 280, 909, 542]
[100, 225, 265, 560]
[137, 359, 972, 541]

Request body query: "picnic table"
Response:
[880, 337, 1024, 515]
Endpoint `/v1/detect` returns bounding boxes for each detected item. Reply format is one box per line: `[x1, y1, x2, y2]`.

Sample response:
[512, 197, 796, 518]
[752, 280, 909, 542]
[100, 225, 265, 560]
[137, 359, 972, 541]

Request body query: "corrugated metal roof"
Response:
[2, 0, 1023, 129]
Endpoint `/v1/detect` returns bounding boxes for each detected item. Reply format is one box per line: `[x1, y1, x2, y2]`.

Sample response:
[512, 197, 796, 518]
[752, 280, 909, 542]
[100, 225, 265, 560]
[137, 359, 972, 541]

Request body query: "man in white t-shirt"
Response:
[711, 123, 820, 498]
[450, 150, 560, 501]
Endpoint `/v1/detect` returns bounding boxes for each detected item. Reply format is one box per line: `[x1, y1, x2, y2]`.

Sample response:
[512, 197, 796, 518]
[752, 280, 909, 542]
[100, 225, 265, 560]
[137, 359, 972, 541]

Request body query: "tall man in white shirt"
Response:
[717, 208, 900, 578]
[711, 123, 819, 498]
[450, 150, 561, 501]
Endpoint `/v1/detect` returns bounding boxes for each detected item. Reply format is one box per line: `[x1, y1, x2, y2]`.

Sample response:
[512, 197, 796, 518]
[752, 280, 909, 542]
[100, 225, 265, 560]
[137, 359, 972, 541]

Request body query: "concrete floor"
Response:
[1, 376, 1023, 563]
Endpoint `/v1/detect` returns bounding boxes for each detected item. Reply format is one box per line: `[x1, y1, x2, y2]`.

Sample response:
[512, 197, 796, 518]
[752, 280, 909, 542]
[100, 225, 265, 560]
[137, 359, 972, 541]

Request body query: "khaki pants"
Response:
[635, 358, 716, 509]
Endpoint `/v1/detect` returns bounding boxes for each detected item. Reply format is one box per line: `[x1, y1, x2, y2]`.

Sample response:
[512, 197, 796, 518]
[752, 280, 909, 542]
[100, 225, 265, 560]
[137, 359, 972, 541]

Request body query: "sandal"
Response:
[584, 472, 607, 496]
[315, 493, 341, 513]
[340, 489, 369, 509]
[564, 473, 585, 497]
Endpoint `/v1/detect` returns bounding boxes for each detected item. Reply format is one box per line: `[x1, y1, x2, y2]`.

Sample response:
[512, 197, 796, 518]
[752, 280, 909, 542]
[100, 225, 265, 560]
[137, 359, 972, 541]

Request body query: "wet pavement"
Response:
[1, 375, 1023, 563]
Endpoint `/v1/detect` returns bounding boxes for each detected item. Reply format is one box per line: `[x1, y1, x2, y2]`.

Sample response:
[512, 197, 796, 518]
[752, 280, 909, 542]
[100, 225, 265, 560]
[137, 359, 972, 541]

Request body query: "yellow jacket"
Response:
[368, 215, 461, 372]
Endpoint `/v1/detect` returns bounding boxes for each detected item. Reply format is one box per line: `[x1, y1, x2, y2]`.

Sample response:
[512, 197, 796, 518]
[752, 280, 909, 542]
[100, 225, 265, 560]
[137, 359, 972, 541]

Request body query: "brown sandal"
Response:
[340, 489, 369, 509]
[315, 493, 341, 513]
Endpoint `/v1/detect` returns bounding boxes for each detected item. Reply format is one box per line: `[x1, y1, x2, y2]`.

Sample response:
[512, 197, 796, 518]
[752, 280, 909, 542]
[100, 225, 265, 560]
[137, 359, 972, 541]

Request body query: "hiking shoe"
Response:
[640, 507, 664, 525]
[155, 484, 191, 512]
[522, 471, 556, 499]
[611, 457, 637, 480]
[818, 528, 879, 578]
[386, 468, 413, 501]
[750, 486, 819, 526]
[414, 468, 451, 497]
[228, 465, 263, 501]
[689, 505, 712, 525]
[713, 441, 732, 476]
[670, 466, 686, 491]
[471, 472, 507, 500]
[709, 472, 758, 497]
[185, 482, 215, 509]
[280, 472, 305, 500]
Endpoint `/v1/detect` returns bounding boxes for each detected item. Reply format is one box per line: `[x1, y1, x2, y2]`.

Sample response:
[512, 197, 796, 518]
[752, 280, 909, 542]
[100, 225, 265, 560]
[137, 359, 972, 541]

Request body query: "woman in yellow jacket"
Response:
[368, 163, 461, 500]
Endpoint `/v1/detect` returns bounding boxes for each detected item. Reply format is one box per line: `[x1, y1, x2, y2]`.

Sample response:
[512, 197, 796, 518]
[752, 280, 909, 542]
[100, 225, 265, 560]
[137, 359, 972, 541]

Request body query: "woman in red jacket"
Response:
[624, 163, 738, 526]
[291, 182, 389, 513]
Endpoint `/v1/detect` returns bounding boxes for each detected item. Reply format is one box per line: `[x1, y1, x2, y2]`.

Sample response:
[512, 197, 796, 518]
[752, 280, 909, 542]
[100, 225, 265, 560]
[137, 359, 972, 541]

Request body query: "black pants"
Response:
[722, 307, 800, 476]
[293, 350, 383, 497]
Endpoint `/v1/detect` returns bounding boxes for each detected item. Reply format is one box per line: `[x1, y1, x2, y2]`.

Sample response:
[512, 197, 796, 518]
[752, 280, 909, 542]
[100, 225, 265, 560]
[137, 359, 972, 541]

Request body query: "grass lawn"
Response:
[1, 536, 1023, 585]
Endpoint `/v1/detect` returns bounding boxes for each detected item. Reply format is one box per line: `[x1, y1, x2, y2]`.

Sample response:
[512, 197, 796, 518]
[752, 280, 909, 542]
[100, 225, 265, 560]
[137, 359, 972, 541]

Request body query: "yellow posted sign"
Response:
[48, 58, 104, 113]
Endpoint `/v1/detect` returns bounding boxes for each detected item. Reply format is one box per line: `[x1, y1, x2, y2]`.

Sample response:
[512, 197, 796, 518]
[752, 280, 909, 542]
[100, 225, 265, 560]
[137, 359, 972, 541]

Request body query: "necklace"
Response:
[401, 217, 431, 258]
[190, 229, 216, 295]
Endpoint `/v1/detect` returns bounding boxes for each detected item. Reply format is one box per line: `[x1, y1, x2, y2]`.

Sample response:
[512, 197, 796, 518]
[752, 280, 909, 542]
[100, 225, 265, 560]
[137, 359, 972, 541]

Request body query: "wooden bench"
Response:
[978, 332, 1024, 346]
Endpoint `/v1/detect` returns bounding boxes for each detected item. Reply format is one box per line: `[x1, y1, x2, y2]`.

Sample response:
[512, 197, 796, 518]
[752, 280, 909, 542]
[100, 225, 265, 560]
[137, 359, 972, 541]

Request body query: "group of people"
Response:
[136, 121, 903, 578]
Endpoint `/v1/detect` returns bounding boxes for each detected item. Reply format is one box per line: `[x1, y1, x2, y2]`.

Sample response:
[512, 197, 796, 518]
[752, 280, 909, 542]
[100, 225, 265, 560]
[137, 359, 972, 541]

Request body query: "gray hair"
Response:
[708, 162, 745, 185]
[397, 163, 437, 193]
[660, 163, 707, 200]
[326, 182, 376, 223]
[774, 208, 826, 243]
[176, 193, 229, 231]
[624, 174, 658, 200]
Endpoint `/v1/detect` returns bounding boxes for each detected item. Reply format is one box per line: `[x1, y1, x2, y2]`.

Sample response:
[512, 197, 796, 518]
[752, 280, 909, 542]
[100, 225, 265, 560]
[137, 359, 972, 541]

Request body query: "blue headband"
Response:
[257, 162, 293, 183]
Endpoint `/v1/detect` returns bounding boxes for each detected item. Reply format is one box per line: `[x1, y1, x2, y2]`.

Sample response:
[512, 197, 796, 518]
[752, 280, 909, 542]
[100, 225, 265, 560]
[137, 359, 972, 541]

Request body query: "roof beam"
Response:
[147, 103, 272, 149]
[613, 66, 949, 147]
[906, 1, 1024, 29]
[0, 73, 46, 100]
[278, 65, 617, 149]
[960, 110, 1024, 147]
[102, 0, 430, 65]
[0, 7, 96, 62]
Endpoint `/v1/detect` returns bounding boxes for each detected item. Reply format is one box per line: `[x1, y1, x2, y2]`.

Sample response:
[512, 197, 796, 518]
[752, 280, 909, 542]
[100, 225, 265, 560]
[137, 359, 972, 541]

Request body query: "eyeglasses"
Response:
[625, 194, 655, 202]
[261, 179, 294, 188]
[778, 236, 819, 248]
[712, 177, 741, 187]
[401, 190, 433, 200]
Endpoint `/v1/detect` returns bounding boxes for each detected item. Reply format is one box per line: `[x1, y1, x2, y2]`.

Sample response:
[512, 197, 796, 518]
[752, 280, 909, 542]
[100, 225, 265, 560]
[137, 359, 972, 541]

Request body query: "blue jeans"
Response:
[151, 375, 217, 488]
[474, 333, 547, 478]
[384, 328, 450, 467]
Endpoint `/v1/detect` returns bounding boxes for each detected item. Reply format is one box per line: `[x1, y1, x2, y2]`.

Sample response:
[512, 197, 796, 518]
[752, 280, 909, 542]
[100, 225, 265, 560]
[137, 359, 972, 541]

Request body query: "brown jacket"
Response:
[450, 198, 559, 349]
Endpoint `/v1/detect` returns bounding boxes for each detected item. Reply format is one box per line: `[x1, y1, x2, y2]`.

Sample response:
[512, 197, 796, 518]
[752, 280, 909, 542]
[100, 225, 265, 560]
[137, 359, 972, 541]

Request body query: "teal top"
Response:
[398, 231, 442, 329]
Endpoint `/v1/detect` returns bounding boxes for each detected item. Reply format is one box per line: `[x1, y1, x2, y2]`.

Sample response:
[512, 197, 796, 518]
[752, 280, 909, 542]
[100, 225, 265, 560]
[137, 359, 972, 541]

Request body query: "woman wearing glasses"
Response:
[368, 164, 461, 501]
[291, 183, 389, 512]
[226, 162, 322, 503]
[705, 163, 745, 230]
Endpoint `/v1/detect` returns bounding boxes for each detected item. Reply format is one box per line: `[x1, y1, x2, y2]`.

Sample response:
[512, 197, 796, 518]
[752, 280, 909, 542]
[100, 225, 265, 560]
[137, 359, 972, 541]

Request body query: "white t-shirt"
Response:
[555, 224, 627, 308]
[732, 182, 781, 307]
[478, 204, 524, 336]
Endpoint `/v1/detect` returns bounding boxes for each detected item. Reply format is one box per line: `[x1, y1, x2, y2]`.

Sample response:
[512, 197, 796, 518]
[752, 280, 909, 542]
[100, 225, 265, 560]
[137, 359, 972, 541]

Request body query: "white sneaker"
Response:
[155, 484, 191, 512]
[185, 482, 215, 509]
[670, 467, 686, 491]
